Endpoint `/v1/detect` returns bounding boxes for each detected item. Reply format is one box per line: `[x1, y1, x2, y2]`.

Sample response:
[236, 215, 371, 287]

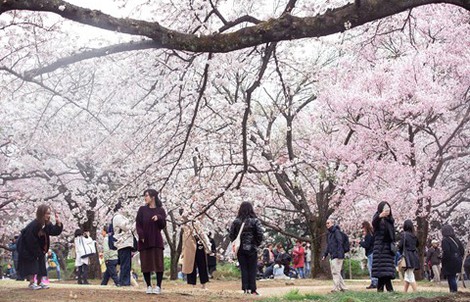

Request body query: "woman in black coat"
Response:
[441, 224, 464, 292]
[398, 219, 420, 292]
[17, 204, 63, 290]
[229, 201, 264, 295]
[371, 201, 395, 292]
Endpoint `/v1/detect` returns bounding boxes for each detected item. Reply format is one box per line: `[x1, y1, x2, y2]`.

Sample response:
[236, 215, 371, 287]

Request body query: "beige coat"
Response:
[181, 220, 211, 274]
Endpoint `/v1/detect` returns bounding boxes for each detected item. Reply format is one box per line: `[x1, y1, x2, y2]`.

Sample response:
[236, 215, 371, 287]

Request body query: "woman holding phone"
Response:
[371, 201, 396, 292]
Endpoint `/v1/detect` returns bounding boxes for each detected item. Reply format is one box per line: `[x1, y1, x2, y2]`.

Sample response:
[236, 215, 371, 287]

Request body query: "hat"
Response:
[431, 239, 439, 245]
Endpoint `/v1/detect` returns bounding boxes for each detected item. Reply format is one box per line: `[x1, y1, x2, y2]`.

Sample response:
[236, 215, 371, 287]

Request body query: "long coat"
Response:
[398, 231, 420, 270]
[371, 213, 396, 279]
[181, 220, 211, 274]
[441, 235, 464, 276]
[17, 219, 63, 278]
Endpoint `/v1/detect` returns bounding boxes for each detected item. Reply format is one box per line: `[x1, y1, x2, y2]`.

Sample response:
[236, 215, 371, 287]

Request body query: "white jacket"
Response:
[74, 236, 96, 266]
[112, 213, 135, 250]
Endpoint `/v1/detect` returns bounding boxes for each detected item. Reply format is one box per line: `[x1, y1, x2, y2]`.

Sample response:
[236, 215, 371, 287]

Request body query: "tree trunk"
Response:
[415, 215, 429, 281]
[169, 251, 180, 280]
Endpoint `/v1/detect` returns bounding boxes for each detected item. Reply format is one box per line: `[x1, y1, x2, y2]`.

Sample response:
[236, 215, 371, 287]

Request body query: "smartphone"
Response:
[382, 204, 390, 215]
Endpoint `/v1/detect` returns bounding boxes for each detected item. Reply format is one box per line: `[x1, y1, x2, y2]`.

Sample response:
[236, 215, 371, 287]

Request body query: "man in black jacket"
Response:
[322, 218, 347, 292]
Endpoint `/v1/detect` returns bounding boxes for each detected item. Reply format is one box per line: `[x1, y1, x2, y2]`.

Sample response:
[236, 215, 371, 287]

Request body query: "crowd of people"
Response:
[4, 197, 469, 297]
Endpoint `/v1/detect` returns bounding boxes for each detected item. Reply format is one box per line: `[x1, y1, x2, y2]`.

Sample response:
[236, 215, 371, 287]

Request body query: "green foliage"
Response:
[342, 259, 369, 278]
[283, 289, 323, 301]
[211, 262, 241, 280]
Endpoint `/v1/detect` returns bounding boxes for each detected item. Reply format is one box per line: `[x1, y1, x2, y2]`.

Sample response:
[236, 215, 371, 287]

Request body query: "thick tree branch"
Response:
[25, 40, 159, 78]
[1, 0, 468, 53]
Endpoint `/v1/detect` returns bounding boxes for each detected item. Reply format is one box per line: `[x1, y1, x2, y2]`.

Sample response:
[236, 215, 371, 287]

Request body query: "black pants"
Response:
[238, 250, 258, 292]
[377, 277, 393, 292]
[78, 264, 89, 284]
[187, 242, 209, 285]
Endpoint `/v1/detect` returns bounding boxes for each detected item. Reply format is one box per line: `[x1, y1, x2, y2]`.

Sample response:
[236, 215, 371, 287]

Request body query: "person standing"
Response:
[229, 201, 264, 295]
[113, 204, 136, 287]
[8, 236, 19, 279]
[46, 249, 61, 280]
[17, 204, 63, 290]
[322, 218, 347, 292]
[441, 224, 464, 293]
[207, 232, 217, 278]
[292, 240, 305, 279]
[181, 218, 211, 289]
[304, 242, 312, 278]
[135, 189, 166, 294]
[398, 220, 420, 292]
[100, 225, 120, 286]
[426, 239, 442, 284]
[371, 201, 396, 292]
[74, 229, 95, 285]
[359, 221, 377, 289]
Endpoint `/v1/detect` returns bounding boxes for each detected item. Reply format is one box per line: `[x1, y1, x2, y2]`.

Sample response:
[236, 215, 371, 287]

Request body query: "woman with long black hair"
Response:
[371, 201, 396, 292]
[441, 224, 464, 292]
[399, 219, 420, 292]
[229, 201, 264, 295]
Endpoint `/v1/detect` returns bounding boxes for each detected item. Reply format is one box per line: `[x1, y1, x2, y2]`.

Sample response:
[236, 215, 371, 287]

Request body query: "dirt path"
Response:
[0, 278, 468, 302]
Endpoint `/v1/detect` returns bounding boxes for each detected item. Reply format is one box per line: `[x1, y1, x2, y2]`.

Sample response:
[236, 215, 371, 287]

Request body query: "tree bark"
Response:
[1, 0, 468, 54]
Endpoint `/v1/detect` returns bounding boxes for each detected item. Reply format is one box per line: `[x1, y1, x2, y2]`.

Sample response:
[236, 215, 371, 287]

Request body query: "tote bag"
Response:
[231, 221, 245, 256]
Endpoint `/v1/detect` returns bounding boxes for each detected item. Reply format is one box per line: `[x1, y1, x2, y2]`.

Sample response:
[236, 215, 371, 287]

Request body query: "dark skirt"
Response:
[140, 247, 164, 273]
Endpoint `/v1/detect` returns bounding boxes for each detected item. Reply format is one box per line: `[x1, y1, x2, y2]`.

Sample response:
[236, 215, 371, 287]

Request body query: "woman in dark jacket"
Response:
[229, 201, 264, 295]
[371, 201, 395, 292]
[398, 219, 420, 292]
[441, 224, 464, 292]
[136, 189, 167, 294]
[17, 204, 63, 290]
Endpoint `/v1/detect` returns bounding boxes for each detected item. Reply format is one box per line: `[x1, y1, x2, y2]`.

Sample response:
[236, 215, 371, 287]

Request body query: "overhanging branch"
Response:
[1, 0, 468, 53]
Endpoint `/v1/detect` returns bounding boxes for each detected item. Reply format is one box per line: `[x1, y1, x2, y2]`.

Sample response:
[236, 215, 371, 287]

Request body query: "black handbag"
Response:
[131, 231, 138, 252]
[390, 242, 398, 255]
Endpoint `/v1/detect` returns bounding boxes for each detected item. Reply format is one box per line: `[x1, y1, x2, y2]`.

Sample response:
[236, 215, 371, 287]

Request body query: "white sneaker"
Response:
[153, 286, 161, 294]
[39, 282, 50, 289]
[29, 283, 42, 290]
[146, 286, 153, 294]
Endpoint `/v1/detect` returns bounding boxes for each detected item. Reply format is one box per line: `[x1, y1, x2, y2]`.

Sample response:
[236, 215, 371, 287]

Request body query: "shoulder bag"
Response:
[231, 221, 245, 256]
[397, 233, 407, 271]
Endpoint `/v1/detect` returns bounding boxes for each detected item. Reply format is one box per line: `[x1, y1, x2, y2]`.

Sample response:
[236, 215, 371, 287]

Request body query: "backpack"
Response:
[340, 230, 350, 253]
[108, 217, 118, 251]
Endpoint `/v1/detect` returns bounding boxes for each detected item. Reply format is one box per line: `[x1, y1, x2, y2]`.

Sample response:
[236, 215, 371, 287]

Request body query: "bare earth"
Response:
[1, 278, 469, 302]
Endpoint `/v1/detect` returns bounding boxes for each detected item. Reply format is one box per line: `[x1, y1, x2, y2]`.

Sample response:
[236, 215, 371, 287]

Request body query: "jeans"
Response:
[296, 267, 305, 278]
[101, 259, 119, 286]
[447, 274, 457, 292]
[47, 266, 61, 280]
[304, 261, 311, 278]
[118, 247, 132, 286]
[367, 254, 378, 286]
